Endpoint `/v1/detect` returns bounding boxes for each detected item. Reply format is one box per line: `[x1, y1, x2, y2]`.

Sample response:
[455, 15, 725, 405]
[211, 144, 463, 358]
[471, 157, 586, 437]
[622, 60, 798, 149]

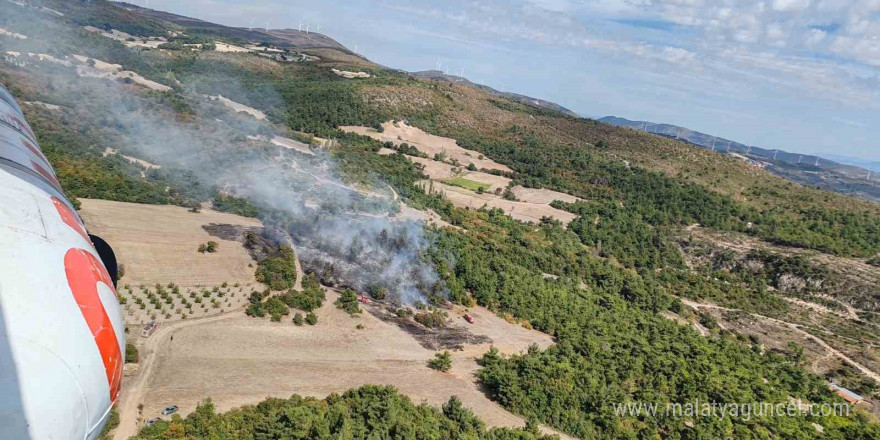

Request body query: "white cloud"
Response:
[384, 0, 880, 107]
[829, 35, 880, 66]
[806, 28, 827, 44]
[773, 0, 812, 12]
[526, 0, 573, 12]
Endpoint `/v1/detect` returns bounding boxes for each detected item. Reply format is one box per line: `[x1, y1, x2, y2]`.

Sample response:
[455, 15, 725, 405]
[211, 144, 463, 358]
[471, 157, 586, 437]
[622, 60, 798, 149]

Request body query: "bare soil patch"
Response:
[214, 42, 250, 53]
[271, 135, 315, 155]
[207, 95, 266, 120]
[511, 186, 581, 204]
[408, 155, 511, 189]
[341, 122, 512, 173]
[396, 203, 455, 229]
[331, 68, 371, 79]
[425, 181, 577, 224]
[138, 290, 570, 437]
[103, 147, 161, 170]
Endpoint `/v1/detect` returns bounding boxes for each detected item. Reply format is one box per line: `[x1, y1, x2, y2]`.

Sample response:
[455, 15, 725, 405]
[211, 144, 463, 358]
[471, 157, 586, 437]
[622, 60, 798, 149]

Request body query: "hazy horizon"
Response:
[122, 1, 879, 161]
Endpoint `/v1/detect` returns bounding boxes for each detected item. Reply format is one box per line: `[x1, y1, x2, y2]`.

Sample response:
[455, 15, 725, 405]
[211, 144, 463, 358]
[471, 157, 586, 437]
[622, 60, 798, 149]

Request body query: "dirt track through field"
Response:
[114, 309, 243, 440]
[129, 290, 574, 439]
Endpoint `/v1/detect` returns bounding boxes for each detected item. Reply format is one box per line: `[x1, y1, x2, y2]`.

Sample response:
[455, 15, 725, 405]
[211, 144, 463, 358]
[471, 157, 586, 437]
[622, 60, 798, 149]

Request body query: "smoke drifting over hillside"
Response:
[1, 7, 442, 304]
[119, 90, 442, 304]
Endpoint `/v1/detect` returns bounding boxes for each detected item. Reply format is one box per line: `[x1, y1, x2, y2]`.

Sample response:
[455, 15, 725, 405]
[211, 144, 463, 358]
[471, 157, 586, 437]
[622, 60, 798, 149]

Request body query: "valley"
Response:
[0, 1, 878, 439]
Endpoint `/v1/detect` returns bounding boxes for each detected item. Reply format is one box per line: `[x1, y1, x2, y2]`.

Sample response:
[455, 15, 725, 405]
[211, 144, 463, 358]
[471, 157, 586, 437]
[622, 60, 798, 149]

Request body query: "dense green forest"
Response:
[132, 385, 558, 440]
[336, 142, 879, 439]
[426, 126, 879, 259]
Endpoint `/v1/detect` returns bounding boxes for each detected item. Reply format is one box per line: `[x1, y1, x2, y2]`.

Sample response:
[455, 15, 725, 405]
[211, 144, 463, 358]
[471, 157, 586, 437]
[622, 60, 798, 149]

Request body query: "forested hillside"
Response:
[2, 1, 879, 439]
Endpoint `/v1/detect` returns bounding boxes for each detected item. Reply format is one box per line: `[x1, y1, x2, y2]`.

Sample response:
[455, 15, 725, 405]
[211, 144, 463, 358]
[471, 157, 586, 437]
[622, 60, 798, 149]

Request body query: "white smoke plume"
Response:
[0, 3, 444, 304]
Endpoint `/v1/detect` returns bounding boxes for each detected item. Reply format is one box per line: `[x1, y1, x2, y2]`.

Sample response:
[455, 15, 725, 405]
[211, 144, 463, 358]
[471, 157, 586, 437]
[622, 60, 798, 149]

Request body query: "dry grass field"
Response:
[424, 181, 577, 224]
[137, 290, 573, 438]
[208, 95, 266, 120]
[511, 186, 581, 204]
[408, 155, 512, 189]
[352, 125, 580, 224]
[341, 122, 513, 173]
[79, 199, 264, 288]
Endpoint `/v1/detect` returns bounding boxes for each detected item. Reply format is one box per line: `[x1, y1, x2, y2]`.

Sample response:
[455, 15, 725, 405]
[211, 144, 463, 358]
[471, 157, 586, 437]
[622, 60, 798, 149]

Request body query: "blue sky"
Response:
[133, 0, 879, 160]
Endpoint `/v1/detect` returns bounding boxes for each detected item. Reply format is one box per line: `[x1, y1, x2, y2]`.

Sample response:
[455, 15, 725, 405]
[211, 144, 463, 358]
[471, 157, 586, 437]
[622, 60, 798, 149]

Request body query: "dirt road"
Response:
[114, 309, 243, 440]
[680, 298, 880, 383]
[130, 291, 574, 439]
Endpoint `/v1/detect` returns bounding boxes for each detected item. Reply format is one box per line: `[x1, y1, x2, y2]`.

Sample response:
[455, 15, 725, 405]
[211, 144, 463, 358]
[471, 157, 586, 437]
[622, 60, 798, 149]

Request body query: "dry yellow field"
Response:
[79, 199, 264, 288]
[408, 155, 512, 189]
[341, 122, 513, 173]
[424, 181, 577, 224]
[137, 290, 574, 438]
[511, 186, 581, 204]
[355, 126, 580, 224]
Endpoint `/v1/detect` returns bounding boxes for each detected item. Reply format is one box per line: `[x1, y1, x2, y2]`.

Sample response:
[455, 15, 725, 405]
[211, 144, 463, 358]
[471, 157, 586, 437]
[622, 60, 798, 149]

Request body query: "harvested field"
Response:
[103, 147, 161, 170]
[78, 199, 264, 288]
[208, 95, 266, 120]
[7, 52, 71, 66]
[341, 122, 512, 173]
[214, 42, 250, 53]
[271, 135, 314, 155]
[137, 290, 572, 438]
[331, 68, 371, 79]
[72, 55, 172, 92]
[408, 155, 511, 189]
[424, 181, 577, 224]
[71, 54, 120, 71]
[511, 186, 581, 204]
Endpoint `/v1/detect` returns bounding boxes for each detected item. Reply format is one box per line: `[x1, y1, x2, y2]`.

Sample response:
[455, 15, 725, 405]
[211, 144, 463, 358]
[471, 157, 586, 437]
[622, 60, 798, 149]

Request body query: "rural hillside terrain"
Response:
[600, 116, 880, 202]
[1, 1, 879, 440]
[411, 70, 581, 118]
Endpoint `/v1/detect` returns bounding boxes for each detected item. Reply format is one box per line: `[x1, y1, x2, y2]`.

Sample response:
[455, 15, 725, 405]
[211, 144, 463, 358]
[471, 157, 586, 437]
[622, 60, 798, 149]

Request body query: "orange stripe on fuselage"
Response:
[64, 249, 122, 403]
[32, 160, 63, 192]
[20, 137, 51, 169]
[51, 196, 90, 243]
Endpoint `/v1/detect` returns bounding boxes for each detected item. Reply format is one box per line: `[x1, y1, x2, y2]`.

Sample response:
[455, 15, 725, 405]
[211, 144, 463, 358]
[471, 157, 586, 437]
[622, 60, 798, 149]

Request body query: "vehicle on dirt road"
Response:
[162, 406, 178, 416]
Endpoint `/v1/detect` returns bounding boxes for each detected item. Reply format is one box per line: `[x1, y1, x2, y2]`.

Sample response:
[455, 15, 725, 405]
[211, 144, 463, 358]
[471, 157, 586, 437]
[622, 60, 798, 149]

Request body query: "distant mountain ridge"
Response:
[119, 4, 575, 116]
[411, 70, 580, 117]
[600, 116, 879, 202]
[117, 2, 352, 53]
[820, 154, 880, 173]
